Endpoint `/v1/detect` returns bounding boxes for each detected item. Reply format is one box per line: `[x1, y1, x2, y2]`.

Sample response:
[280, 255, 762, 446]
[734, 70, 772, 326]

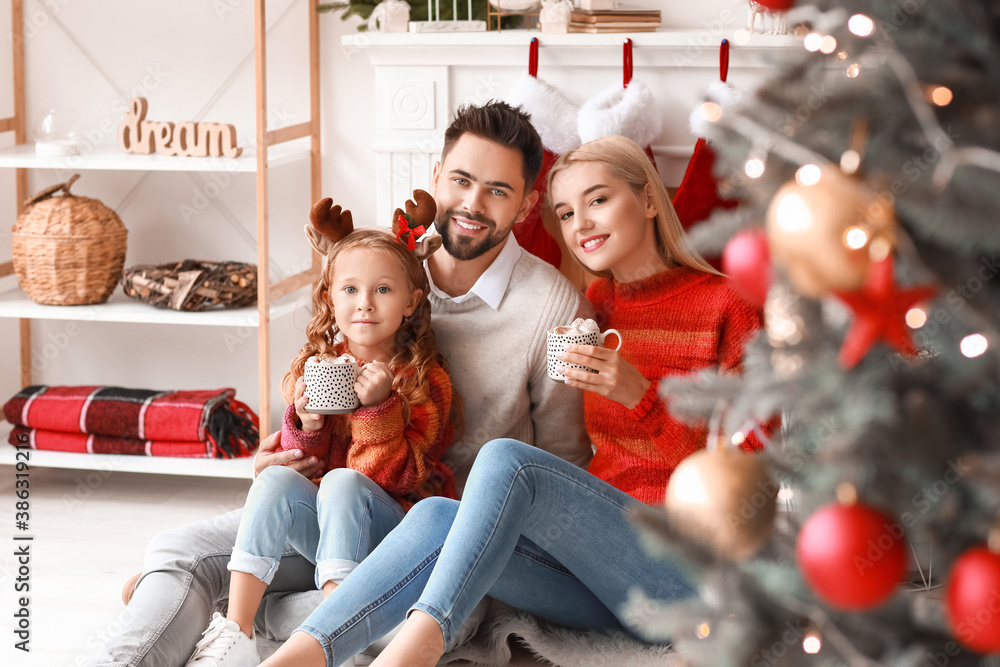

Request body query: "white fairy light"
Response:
[700, 102, 723, 122]
[961, 334, 988, 358]
[795, 164, 822, 186]
[848, 14, 875, 37]
[906, 307, 928, 329]
[929, 86, 953, 106]
[820, 36, 838, 54]
[803, 632, 822, 654]
[840, 149, 862, 174]
[844, 227, 868, 249]
[697, 623, 711, 639]
[804, 33, 823, 52]
[774, 192, 813, 233]
[734, 28, 752, 45]
[745, 157, 766, 179]
[731, 432, 746, 446]
[847, 63, 861, 78]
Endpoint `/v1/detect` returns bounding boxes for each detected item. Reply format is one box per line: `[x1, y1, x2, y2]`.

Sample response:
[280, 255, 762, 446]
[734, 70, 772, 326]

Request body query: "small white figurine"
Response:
[540, 0, 573, 34]
[368, 0, 411, 33]
[747, 0, 788, 35]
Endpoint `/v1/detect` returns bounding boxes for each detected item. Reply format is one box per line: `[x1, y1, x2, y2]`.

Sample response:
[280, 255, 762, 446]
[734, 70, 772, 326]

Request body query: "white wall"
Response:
[0, 0, 766, 429]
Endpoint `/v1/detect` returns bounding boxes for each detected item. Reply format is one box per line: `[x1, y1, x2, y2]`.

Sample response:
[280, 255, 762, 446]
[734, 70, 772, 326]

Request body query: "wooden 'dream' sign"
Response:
[117, 97, 243, 158]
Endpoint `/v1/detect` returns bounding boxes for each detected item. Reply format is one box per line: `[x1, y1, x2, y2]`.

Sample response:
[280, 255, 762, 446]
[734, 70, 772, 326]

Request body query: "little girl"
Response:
[184, 194, 460, 667]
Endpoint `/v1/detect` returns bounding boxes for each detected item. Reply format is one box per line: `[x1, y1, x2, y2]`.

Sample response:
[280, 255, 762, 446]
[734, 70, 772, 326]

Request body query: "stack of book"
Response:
[569, 5, 661, 33]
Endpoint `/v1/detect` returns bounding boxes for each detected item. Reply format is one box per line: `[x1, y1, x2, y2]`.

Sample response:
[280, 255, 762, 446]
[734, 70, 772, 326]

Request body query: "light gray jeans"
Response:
[85, 508, 322, 667]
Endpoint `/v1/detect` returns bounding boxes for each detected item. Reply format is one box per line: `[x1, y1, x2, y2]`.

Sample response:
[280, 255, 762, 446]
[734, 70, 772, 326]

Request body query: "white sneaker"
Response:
[185, 612, 260, 667]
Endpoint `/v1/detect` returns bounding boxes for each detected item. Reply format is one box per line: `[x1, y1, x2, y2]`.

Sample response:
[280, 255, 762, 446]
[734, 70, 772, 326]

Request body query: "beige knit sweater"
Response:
[429, 249, 594, 492]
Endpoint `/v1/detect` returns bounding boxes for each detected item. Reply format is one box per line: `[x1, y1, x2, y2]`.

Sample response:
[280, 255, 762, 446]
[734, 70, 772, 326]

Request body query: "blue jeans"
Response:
[230, 466, 406, 589]
[294, 439, 694, 666]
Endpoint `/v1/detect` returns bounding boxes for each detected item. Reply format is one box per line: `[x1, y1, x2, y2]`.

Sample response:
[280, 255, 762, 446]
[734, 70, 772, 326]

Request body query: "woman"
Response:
[259, 135, 763, 667]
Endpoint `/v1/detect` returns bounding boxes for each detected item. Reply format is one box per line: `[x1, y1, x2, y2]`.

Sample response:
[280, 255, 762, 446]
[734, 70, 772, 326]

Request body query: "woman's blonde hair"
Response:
[546, 135, 721, 279]
[282, 229, 463, 432]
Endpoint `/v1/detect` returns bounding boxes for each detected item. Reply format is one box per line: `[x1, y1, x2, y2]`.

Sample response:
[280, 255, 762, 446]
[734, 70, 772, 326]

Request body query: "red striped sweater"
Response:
[282, 344, 456, 509]
[584, 267, 763, 505]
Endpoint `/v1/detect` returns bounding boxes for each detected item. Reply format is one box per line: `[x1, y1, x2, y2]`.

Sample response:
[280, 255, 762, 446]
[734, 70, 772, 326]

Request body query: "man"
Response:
[89, 101, 592, 666]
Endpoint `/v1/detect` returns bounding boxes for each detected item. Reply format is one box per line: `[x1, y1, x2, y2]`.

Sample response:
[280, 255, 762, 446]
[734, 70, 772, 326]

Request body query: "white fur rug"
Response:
[442, 606, 684, 667]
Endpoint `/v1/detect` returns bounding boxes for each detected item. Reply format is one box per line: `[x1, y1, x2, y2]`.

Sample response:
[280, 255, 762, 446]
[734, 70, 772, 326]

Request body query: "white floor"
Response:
[0, 441, 546, 667]
[0, 456, 254, 667]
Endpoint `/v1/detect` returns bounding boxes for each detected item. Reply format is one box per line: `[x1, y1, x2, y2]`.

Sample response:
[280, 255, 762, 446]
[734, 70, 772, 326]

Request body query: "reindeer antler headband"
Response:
[304, 189, 442, 261]
[392, 189, 442, 259]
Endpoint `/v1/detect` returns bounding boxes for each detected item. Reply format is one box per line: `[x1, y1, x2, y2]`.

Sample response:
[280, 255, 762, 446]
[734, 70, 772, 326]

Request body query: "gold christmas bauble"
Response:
[664, 447, 776, 560]
[765, 166, 896, 298]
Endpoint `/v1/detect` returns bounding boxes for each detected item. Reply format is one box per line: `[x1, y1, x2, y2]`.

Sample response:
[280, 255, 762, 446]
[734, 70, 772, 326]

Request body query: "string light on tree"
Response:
[905, 307, 928, 329]
[804, 32, 823, 52]
[960, 334, 989, 358]
[802, 630, 822, 654]
[745, 157, 766, 179]
[700, 102, 723, 123]
[847, 14, 875, 37]
[928, 86, 954, 106]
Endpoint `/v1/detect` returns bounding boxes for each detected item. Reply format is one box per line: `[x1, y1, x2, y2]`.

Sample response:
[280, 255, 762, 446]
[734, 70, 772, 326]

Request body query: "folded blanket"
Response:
[4, 385, 258, 458]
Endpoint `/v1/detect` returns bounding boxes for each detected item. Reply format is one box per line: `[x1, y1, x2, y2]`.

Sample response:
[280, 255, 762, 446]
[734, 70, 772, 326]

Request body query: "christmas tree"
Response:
[631, 1, 1000, 664]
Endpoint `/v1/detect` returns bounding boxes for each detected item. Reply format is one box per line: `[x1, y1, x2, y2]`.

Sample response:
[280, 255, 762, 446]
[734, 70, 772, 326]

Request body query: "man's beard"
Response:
[437, 209, 512, 261]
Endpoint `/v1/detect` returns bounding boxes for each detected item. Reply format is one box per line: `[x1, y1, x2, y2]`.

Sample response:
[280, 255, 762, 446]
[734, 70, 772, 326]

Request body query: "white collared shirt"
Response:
[424, 233, 522, 311]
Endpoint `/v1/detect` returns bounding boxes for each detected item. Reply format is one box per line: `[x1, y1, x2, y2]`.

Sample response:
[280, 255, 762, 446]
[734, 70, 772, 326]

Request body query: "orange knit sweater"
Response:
[283, 344, 456, 509]
[584, 267, 763, 505]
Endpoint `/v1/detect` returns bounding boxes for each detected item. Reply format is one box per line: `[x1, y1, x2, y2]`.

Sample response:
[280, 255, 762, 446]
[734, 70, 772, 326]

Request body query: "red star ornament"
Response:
[833, 256, 937, 368]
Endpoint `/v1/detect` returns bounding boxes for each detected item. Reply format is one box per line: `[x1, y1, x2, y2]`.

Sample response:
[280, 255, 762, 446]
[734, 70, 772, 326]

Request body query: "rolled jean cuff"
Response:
[228, 548, 280, 585]
[315, 558, 359, 589]
[409, 602, 454, 650]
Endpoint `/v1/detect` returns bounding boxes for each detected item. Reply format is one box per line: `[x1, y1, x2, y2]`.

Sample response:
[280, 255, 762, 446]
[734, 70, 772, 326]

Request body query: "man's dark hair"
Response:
[442, 100, 544, 191]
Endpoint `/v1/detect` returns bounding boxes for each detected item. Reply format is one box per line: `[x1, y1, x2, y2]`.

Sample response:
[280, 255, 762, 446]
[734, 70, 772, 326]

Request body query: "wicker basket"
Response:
[12, 174, 128, 305]
[122, 260, 257, 311]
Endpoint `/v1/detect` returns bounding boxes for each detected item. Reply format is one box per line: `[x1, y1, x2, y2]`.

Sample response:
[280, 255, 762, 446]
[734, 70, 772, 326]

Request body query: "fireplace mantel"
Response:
[341, 29, 797, 222]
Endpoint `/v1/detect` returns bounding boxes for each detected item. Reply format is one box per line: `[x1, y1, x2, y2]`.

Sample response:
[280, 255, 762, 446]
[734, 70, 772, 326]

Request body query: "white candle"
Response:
[467, 0, 471, 19]
[453, 0, 457, 21]
[428, 0, 432, 20]
[435, 0, 440, 21]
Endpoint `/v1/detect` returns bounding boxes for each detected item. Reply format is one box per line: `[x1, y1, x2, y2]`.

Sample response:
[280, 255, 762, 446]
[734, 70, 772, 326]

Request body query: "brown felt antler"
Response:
[392, 189, 441, 260]
[305, 197, 355, 256]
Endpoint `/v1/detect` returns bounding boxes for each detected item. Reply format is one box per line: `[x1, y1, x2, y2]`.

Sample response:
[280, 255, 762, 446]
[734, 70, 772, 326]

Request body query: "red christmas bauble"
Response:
[722, 228, 772, 307]
[947, 546, 1000, 653]
[797, 501, 907, 610]
[754, 0, 796, 10]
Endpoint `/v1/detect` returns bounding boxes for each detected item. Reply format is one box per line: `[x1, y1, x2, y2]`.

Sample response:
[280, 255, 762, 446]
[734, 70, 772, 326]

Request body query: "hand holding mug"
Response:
[355, 360, 393, 407]
[294, 376, 325, 432]
[556, 344, 651, 410]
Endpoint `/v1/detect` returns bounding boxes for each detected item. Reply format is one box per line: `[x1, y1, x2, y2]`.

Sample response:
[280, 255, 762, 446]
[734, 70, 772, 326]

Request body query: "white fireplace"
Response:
[342, 29, 796, 223]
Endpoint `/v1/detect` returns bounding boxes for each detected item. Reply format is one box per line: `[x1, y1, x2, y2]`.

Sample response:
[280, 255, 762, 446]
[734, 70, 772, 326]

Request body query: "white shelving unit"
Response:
[0, 0, 324, 477]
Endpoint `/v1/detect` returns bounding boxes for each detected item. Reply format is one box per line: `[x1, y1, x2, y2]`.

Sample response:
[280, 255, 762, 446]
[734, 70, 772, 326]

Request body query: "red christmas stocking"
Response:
[671, 40, 737, 269]
[506, 71, 579, 269]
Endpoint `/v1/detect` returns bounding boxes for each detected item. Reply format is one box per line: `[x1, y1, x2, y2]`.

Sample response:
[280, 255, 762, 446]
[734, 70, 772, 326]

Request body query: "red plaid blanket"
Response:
[3, 385, 258, 459]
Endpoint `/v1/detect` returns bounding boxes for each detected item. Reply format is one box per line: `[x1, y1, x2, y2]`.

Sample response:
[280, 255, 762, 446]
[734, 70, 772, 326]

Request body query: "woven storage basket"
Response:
[12, 174, 128, 305]
[122, 260, 257, 311]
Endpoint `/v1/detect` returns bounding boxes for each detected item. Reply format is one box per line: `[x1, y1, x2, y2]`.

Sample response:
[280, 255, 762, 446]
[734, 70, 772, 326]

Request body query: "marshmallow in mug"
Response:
[304, 353, 361, 414]
[551, 317, 601, 337]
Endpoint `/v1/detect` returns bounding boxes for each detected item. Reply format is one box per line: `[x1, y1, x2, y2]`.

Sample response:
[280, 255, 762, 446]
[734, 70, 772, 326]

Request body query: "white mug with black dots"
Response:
[547, 318, 622, 382]
[304, 354, 360, 414]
